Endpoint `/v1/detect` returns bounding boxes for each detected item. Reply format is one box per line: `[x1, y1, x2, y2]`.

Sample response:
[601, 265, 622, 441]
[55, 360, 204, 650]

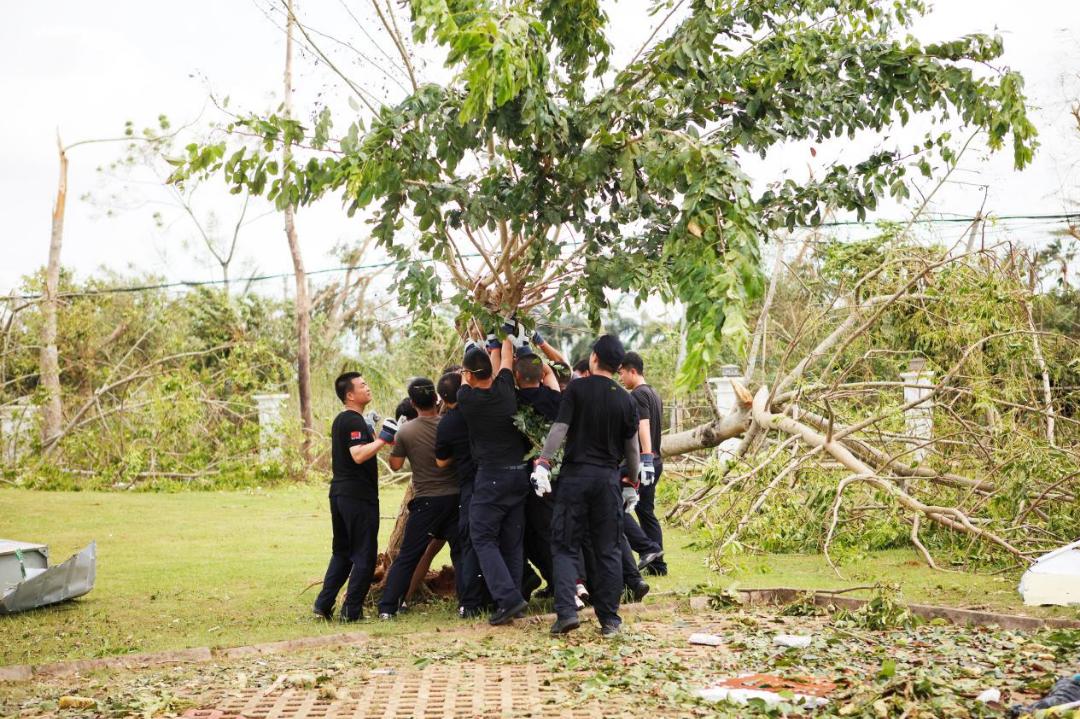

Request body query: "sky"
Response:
[2, 1, 1079, 298]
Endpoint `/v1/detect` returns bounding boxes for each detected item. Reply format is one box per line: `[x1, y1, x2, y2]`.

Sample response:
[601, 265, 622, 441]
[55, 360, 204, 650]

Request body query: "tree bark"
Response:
[661, 380, 753, 458]
[41, 136, 68, 448]
[283, 0, 314, 463]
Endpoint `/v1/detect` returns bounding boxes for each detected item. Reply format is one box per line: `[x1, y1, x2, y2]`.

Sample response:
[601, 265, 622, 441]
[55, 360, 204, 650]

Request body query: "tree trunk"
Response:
[41, 136, 67, 449]
[283, 0, 314, 463]
[661, 380, 753, 458]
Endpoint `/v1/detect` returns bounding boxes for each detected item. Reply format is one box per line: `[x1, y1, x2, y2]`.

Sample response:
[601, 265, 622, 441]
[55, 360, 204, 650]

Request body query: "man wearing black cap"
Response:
[457, 334, 532, 625]
[377, 377, 462, 619]
[434, 370, 490, 618]
[532, 335, 640, 637]
[313, 372, 399, 622]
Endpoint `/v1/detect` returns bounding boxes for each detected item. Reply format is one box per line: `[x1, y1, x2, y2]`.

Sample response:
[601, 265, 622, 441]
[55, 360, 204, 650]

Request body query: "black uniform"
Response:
[457, 369, 531, 612]
[435, 406, 489, 613]
[550, 375, 638, 626]
[517, 385, 562, 594]
[314, 410, 380, 620]
[628, 383, 666, 573]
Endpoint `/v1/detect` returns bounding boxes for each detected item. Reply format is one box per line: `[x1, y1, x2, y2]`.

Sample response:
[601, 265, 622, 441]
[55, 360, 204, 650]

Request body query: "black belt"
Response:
[480, 463, 528, 471]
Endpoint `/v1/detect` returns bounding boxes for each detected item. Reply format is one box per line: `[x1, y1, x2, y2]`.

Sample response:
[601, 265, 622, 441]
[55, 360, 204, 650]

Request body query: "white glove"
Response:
[622, 486, 639, 513]
[378, 418, 400, 444]
[531, 461, 552, 497]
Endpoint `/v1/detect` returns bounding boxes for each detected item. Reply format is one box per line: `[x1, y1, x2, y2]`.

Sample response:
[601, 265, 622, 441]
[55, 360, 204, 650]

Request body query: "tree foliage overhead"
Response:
[171, 0, 1037, 388]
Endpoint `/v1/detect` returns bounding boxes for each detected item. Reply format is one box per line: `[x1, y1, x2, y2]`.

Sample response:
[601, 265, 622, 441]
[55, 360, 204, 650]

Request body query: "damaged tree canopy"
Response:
[170, 0, 1036, 390]
[664, 235, 1079, 571]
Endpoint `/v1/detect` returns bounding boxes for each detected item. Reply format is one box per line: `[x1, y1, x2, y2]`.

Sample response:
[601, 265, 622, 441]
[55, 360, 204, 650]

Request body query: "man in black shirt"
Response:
[619, 352, 668, 575]
[514, 351, 562, 598]
[532, 335, 640, 637]
[314, 372, 399, 622]
[457, 336, 532, 626]
[434, 371, 490, 617]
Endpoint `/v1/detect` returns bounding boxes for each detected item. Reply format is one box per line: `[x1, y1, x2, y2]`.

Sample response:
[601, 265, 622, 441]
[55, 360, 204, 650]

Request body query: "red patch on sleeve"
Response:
[350, 431, 362, 440]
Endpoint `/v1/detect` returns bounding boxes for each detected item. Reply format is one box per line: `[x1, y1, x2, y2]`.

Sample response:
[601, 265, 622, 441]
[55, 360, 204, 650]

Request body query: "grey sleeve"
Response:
[624, 435, 640, 482]
[540, 421, 569, 461]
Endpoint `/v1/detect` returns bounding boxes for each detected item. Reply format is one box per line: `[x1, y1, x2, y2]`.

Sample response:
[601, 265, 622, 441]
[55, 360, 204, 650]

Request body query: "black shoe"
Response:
[601, 623, 621, 638]
[459, 605, 483, 619]
[339, 609, 363, 623]
[489, 599, 528, 626]
[550, 616, 580, 635]
[628, 581, 649, 603]
[378, 612, 393, 621]
[312, 604, 333, 621]
[637, 550, 664, 571]
[641, 564, 668, 577]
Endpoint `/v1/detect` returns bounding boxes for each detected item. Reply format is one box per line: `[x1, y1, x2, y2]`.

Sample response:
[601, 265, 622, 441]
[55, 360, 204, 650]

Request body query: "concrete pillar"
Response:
[707, 364, 744, 465]
[253, 393, 290, 463]
[899, 359, 934, 464]
[0, 399, 37, 467]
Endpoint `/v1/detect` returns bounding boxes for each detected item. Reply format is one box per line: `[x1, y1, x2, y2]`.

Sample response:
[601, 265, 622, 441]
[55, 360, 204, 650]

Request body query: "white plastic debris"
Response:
[976, 688, 1001, 704]
[688, 632, 724, 646]
[773, 634, 813, 648]
[1019, 539, 1080, 606]
[695, 687, 828, 708]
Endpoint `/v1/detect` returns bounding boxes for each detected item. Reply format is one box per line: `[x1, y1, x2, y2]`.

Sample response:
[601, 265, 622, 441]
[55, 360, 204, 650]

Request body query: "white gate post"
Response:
[0, 399, 37, 467]
[253, 393, 290, 463]
[707, 364, 745, 465]
[899, 359, 934, 464]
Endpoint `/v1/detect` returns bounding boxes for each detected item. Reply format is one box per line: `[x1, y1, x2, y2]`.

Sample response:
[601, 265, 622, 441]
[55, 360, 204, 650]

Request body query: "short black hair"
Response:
[621, 351, 644, 375]
[463, 347, 493, 379]
[572, 358, 590, 374]
[335, 372, 361, 402]
[437, 371, 462, 404]
[394, 397, 418, 421]
[514, 354, 543, 384]
[442, 363, 462, 375]
[407, 377, 438, 410]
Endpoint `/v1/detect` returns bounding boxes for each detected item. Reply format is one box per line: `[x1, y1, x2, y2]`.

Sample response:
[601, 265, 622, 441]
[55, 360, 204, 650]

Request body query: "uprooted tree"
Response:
[169, 0, 1048, 568]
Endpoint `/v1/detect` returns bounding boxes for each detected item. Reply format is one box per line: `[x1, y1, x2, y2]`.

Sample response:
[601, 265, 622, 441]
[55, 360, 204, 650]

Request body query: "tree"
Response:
[172, 0, 1036, 394]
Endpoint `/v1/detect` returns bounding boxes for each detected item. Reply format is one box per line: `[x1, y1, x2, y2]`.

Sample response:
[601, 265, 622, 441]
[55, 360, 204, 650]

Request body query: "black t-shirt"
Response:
[556, 375, 639, 468]
[457, 368, 530, 467]
[631, 384, 664, 463]
[516, 385, 562, 422]
[434, 406, 476, 486]
[329, 409, 379, 501]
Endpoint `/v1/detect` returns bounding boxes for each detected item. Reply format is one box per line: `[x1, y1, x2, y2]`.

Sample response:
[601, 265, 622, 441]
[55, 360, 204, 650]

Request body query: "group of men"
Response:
[312, 322, 667, 636]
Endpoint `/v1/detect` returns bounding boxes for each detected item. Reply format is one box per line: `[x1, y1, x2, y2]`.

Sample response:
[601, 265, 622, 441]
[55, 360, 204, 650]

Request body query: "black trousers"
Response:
[315, 495, 379, 619]
[469, 465, 530, 610]
[523, 493, 555, 587]
[377, 493, 461, 615]
[635, 464, 666, 572]
[455, 480, 490, 611]
[551, 463, 623, 626]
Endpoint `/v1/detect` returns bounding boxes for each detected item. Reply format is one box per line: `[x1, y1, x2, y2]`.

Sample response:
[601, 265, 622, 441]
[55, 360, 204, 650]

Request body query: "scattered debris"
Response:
[1020, 540, 1080, 606]
[773, 633, 813, 648]
[57, 696, 97, 710]
[282, 673, 316, 688]
[976, 688, 1001, 704]
[688, 632, 724, 646]
[696, 673, 834, 708]
[0, 541, 95, 614]
[1010, 675, 1080, 717]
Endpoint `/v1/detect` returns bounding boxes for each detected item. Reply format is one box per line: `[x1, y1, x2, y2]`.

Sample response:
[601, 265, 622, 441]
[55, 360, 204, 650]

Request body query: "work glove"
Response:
[500, 317, 517, 339]
[532, 329, 545, 346]
[463, 338, 483, 359]
[531, 458, 552, 497]
[378, 418, 400, 444]
[621, 485, 639, 513]
[485, 330, 500, 351]
[363, 410, 380, 434]
[638, 453, 655, 486]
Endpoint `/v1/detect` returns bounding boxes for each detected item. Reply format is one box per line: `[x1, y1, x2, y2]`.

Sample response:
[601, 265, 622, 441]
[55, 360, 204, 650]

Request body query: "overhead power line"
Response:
[3, 211, 1076, 302]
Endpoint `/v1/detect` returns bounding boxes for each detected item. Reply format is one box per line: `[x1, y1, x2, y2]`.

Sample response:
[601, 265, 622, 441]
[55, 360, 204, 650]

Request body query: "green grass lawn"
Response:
[1, 485, 1073, 666]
